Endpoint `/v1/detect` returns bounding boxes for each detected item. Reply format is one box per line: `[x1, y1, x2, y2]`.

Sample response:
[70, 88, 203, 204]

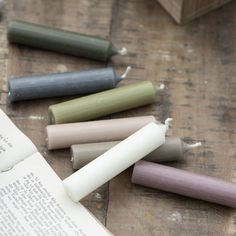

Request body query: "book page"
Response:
[0, 109, 37, 171]
[0, 152, 111, 236]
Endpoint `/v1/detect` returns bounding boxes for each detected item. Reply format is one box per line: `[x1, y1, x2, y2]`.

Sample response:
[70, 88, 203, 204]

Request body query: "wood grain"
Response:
[1, 0, 117, 224]
[106, 0, 236, 235]
[1, 0, 236, 235]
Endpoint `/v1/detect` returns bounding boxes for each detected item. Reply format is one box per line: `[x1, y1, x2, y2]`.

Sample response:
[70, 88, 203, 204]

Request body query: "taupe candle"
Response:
[46, 116, 157, 150]
[71, 137, 202, 169]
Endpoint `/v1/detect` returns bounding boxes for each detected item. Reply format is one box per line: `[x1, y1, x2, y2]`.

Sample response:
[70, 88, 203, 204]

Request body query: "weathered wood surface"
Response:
[1, 0, 115, 224]
[1, 0, 236, 235]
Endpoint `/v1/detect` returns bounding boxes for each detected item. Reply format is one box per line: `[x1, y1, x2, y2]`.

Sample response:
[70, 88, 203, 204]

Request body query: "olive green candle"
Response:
[48, 81, 165, 124]
[7, 20, 127, 61]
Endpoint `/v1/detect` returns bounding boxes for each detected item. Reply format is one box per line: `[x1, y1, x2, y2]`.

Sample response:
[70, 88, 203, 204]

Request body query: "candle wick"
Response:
[7, 92, 12, 102]
[186, 142, 202, 149]
[164, 118, 173, 130]
[121, 66, 132, 79]
[117, 47, 128, 56]
[156, 83, 165, 92]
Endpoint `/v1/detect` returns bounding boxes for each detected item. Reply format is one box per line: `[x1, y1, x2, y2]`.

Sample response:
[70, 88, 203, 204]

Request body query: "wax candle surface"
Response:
[71, 137, 202, 169]
[0, 0, 3, 17]
[63, 120, 171, 202]
[48, 81, 164, 124]
[46, 116, 157, 150]
[132, 161, 236, 208]
[8, 67, 131, 102]
[7, 20, 127, 61]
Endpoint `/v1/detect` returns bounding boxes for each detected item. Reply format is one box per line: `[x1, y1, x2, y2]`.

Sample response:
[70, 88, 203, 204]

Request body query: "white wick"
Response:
[165, 118, 173, 130]
[121, 66, 132, 79]
[158, 83, 165, 90]
[118, 47, 128, 56]
[186, 142, 202, 149]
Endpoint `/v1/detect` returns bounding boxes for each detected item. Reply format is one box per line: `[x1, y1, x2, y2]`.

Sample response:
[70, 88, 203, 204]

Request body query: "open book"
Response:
[0, 109, 112, 236]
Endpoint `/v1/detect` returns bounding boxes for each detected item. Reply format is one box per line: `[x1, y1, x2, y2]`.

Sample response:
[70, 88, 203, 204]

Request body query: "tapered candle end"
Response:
[165, 118, 173, 131]
[117, 47, 128, 56]
[70, 146, 77, 169]
[63, 180, 79, 202]
[48, 107, 56, 124]
[70, 155, 74, 162]
[7, 92, 12, 102]
[120, 66, 132, 79]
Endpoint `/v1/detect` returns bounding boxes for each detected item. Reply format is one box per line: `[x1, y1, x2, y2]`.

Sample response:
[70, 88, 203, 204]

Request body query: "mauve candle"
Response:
[8, 67, 131, 102]
[71, 137, 202, 170]
[48, 81, 165, 124]
[7, 20, 127, 61]
[46, 116, 157, 150]
[132, 160, 236, 208]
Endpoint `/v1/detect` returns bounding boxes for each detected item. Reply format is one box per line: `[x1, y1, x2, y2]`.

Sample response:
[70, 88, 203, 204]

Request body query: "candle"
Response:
[71, 137, 202, 169]
[132, 161, 236, 208]
[63, 119, 171, 202]
[0, 0, 3, 17]
[7, 20, 127, 61]
[46, 116, 157, 150]
[8, 66, 131, 102]
[48, 81, 165, 124]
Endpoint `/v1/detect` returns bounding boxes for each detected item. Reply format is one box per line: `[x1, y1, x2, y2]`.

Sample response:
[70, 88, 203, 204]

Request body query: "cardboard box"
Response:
[157, 0, 233, 24]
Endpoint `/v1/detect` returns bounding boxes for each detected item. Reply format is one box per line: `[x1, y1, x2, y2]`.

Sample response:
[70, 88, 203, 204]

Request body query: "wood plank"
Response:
[2, 0, 116, 225]
[107, 0, 236, 235]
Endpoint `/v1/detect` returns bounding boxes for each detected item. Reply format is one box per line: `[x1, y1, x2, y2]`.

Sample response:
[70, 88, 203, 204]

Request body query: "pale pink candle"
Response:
[132, 160, 236, 208]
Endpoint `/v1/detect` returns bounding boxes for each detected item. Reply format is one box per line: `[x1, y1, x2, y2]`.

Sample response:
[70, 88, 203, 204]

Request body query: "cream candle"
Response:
[63, 119, 172, 202]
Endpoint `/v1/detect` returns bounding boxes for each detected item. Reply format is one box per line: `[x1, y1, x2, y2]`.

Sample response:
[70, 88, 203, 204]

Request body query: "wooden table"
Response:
[1, 0, 236, 235]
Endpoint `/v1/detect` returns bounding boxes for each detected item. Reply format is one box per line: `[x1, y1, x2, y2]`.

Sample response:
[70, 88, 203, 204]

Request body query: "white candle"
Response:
[63, 119, 172, 202]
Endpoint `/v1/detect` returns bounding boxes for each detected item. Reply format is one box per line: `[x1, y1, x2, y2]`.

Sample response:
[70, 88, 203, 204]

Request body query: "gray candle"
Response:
[8, 67, 131, 102]
[71, 137, 202, 169]
[132, 161, 236, 208]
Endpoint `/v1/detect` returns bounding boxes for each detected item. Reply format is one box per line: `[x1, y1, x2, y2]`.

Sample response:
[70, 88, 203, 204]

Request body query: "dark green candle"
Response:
[7, 20, 127, 61]
[48, 81, 165, 124]
[0, 0, 3, 17]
